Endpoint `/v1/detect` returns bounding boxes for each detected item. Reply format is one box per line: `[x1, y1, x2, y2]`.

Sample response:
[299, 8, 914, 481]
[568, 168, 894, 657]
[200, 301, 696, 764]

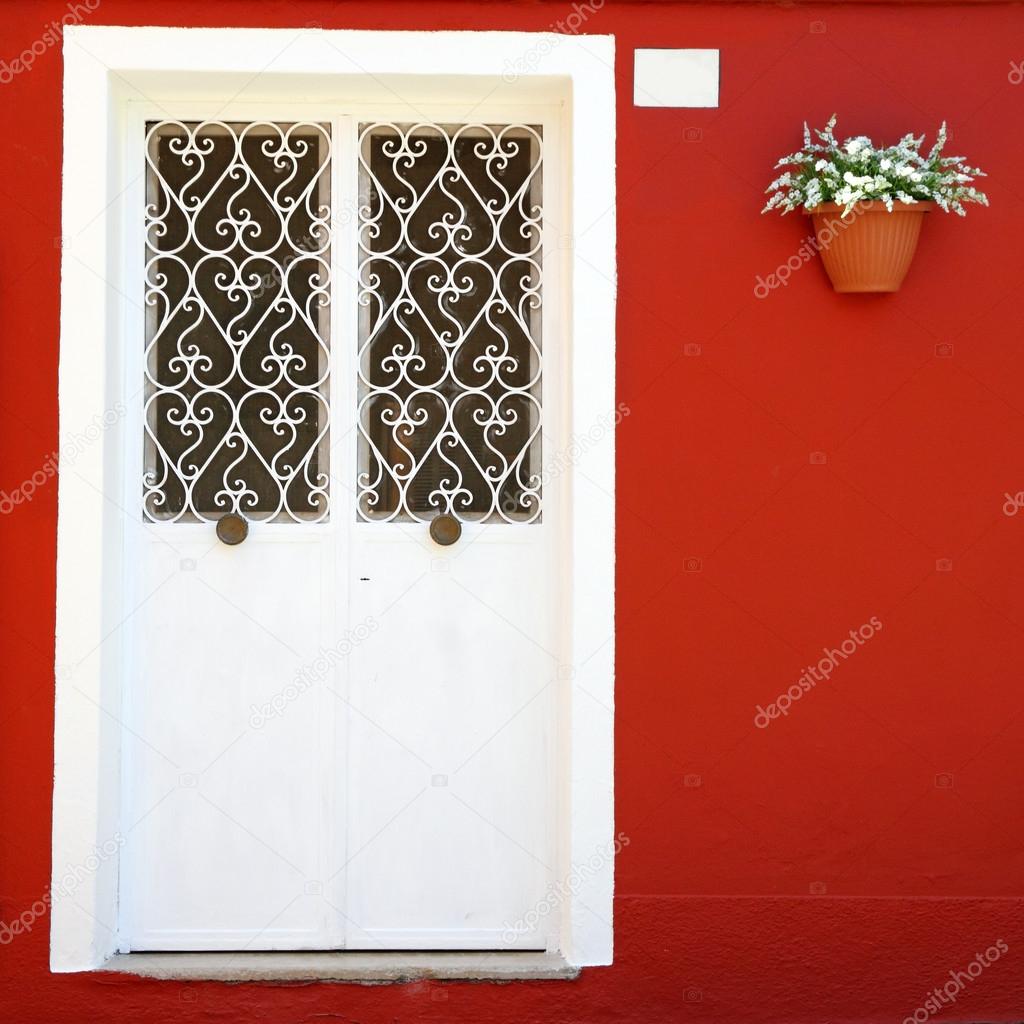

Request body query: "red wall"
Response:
[3, 1, 1024, 1021]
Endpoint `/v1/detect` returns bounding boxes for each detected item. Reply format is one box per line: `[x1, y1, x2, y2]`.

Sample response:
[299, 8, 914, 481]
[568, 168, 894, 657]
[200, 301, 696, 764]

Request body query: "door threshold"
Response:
[101, 950, 580, 983]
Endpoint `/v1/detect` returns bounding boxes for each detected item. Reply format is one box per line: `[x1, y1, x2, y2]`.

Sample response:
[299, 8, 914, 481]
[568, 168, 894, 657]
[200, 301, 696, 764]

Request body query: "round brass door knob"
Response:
[216, 512, 249, 546]
[429, 513, 461, 546]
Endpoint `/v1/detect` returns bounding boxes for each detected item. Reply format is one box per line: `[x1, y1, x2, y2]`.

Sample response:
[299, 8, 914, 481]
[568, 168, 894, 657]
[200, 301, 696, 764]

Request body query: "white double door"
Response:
[118, 110, 561, 952]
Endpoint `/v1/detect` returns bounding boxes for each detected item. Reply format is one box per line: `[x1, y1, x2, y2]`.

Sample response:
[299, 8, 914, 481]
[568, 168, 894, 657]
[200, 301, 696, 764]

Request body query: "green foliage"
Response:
[763, 116, 988, 216]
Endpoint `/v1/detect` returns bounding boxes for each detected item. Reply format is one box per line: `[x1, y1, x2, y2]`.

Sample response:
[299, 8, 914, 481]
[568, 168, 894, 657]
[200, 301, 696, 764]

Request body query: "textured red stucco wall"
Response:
[3, 0, 1024, 1021]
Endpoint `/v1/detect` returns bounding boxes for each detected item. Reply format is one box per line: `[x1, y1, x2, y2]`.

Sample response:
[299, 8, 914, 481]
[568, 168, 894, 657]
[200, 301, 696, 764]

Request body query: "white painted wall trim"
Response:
[53, 24, 616, 974]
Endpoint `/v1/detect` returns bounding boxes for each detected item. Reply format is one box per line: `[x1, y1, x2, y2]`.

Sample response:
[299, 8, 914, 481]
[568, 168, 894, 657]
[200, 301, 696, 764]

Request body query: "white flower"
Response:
[834, 185, 861, 207]
[763, 118, 987, 218]
[843, 171, 874, 188]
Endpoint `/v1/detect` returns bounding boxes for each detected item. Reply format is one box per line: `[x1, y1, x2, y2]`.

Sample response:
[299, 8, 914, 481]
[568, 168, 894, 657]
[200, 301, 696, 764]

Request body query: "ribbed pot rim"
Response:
[803, 201, 937, 216]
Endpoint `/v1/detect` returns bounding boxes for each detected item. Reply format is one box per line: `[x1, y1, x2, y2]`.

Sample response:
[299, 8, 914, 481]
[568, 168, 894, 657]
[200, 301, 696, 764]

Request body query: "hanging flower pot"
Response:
[763, 116, 987, 294]
[806, 200, 934, 293]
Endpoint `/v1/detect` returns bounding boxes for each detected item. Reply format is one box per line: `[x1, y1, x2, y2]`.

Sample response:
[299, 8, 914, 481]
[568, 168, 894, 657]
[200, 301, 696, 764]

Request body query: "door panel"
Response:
[125, 119, 336, 950]
[345, 531, 554, 949]
[345, 122, 552, 949]
[125, 537, 333, 949]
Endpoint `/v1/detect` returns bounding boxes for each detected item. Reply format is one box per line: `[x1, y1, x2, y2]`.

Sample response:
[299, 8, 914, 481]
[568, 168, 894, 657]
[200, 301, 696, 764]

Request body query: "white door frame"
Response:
[52, 25, 616, 973]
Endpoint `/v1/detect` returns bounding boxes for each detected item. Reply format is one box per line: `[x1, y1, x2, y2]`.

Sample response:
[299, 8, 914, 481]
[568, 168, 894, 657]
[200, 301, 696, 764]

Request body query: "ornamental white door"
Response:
[119, 110, 562, 952]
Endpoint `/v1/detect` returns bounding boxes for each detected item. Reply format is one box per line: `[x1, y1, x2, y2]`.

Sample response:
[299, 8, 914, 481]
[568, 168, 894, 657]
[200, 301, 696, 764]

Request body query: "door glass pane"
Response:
[144, 121, 331, 523]
[357, 123, 543, 523]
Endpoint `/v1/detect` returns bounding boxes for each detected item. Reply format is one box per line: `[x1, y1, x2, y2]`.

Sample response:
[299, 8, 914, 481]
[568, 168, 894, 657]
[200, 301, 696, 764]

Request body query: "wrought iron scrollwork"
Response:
[356, 122, 544, 524]
[144, 120, 332, 523]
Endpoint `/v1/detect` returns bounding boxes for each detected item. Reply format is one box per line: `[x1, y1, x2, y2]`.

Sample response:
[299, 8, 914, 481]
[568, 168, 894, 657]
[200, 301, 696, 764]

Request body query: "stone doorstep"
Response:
[101, 951, 581, 984]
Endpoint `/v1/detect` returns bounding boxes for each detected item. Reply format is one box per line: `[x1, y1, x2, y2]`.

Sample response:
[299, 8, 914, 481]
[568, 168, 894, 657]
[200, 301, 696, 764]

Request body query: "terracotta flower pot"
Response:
[805, 201, 934, 293]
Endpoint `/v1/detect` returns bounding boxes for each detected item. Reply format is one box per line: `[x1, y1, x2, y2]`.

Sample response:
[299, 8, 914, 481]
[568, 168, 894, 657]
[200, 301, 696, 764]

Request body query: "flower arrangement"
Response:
[763, 116, 988, 217]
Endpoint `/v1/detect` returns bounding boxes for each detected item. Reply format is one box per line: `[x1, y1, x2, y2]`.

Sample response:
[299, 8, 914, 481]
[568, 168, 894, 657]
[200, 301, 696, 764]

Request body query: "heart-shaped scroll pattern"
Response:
[356, 123, 543, 524]
[144, 121, 331, 523]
